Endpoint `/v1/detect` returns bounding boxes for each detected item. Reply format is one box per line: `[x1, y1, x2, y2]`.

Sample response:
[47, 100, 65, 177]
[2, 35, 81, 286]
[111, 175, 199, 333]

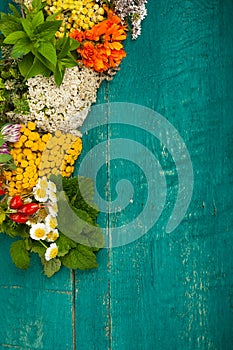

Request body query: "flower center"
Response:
[34, 228, 46, 238]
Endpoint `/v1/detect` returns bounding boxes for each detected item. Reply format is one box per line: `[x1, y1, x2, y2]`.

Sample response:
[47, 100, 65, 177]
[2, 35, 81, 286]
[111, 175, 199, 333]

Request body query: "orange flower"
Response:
[70, 7, 127, 73]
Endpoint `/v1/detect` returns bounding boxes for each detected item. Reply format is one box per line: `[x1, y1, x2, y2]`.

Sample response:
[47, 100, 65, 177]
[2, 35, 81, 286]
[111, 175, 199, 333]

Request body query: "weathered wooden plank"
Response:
[74, 84, 110, 350]
[106, 0, 233, 349]
[0, 235, 74, 349]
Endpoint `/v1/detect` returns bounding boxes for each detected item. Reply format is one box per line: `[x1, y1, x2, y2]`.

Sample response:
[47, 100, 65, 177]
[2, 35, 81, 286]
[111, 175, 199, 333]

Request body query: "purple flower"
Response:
[1, 123, 21, 143]
[0, 142, 10, 154]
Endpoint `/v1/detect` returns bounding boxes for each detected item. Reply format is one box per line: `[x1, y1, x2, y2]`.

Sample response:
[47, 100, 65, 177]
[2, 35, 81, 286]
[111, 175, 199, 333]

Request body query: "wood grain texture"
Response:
[0, 0, 233, 349]
[105, 0, 233, 349]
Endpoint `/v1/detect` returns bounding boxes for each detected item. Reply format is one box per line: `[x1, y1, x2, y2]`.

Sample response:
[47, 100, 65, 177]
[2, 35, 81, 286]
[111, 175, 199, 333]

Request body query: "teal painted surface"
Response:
[1, 1, 233, 350]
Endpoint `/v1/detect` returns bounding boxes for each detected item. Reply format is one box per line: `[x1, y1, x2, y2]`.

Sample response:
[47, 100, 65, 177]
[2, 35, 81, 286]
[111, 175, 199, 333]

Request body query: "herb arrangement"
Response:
[0, 0, 147, 277]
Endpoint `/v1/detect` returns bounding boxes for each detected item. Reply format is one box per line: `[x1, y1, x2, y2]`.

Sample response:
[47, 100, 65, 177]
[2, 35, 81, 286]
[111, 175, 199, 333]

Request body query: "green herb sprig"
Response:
[0, 0, 80, 86]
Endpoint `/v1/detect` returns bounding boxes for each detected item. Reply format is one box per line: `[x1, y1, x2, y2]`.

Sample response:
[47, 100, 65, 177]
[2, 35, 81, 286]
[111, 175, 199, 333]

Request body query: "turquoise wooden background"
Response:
[1, 0, 233, 349]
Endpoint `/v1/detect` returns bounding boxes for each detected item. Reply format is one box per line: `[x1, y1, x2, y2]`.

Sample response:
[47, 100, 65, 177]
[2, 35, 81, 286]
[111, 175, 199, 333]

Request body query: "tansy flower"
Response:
[45, 243, 58, 261]
[45, 214, 58, 230]
[30, 223, 49, 240]
[46, 229, 59, 242]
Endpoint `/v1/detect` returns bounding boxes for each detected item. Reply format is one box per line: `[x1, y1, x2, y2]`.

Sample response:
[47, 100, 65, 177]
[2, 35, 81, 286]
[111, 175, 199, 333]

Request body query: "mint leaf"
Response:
[41, 257, 61, 277]
[38, 42, 57, 66]
[21, 18, 33, 38]
[24, 57, 50, 80]
[0, 14, 22, 36]
[4, 31, 27, 45]
[18, 53, 34, 76]
[31, 11, 44, 28]
[8, 4, 21, 18]
[11, 37, 32, 58]
[35, 20, 62, 39]
[61, 245, 98, 270]
[10, 240, 30, 270]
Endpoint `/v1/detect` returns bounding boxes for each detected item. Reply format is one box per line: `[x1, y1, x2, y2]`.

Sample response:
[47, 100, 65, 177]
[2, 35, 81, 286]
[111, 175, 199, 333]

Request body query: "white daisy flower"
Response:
[47, 188, 57, 203]
[45, 243, 58, 261]
[48, 180, 57, 193]
[46, 201, 58, 217]
[30, 223, 49, 240]
[46, 229, 59, 242]
[33, 186, 48, 202]
[33, 177, 49, 202]
[45, 214, 58, 230]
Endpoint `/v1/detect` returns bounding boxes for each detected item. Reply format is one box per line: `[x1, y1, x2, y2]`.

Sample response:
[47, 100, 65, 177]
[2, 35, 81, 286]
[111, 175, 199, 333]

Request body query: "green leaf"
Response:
[70, 38, 80, 51]
[34, 20, 62, 39]
[21, 18, 33, 38]
[0, 212, 6, 225]
[31, 241, 46, 257]
[3, 31, 27, 45]
[10, 240, 30, 270]
[78, 177, 96, 205]
[38, 42, 57, 66]
[41, 257, 61, 277]
[0, 154, 12, 163]
[61, 245, 98, 270]
[56, 191, 85, 240]
[54, 64, 64, 86]
[0, 138, 5, 147]
[32, 0, 45, 10]
[0, 14, 22, 36]
[56, 233, 77, 257]
[32, 11, 44, 28]
[11, 37, 32, 58]
[46, 10, 62, 22]
[18, 52, 34, 77]
[33, 49, 54, 72]
[82, 225, 105, 250]
[8, 4, 21, 18]
[59, 57, 77, 68]
[57, 36, 71, 58]
[24, 57, 50, 80]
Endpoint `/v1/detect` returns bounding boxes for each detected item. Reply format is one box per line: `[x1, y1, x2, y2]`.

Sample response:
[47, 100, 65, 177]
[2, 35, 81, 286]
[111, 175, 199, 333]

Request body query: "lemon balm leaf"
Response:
[41, 257, 61, 278]
[10, 240, 30, 270]
[61, 245, 98, 270]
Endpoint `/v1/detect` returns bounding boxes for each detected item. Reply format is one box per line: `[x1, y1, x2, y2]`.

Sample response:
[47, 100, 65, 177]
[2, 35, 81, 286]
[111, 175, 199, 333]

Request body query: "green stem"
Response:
[39, 240, 48, 249]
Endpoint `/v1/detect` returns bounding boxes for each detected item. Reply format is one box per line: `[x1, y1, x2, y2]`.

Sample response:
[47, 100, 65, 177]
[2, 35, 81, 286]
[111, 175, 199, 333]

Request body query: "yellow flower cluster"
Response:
[4, 122, 51, 196]
[39, 130, 82, 178]
[45, 0, 106, 37]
